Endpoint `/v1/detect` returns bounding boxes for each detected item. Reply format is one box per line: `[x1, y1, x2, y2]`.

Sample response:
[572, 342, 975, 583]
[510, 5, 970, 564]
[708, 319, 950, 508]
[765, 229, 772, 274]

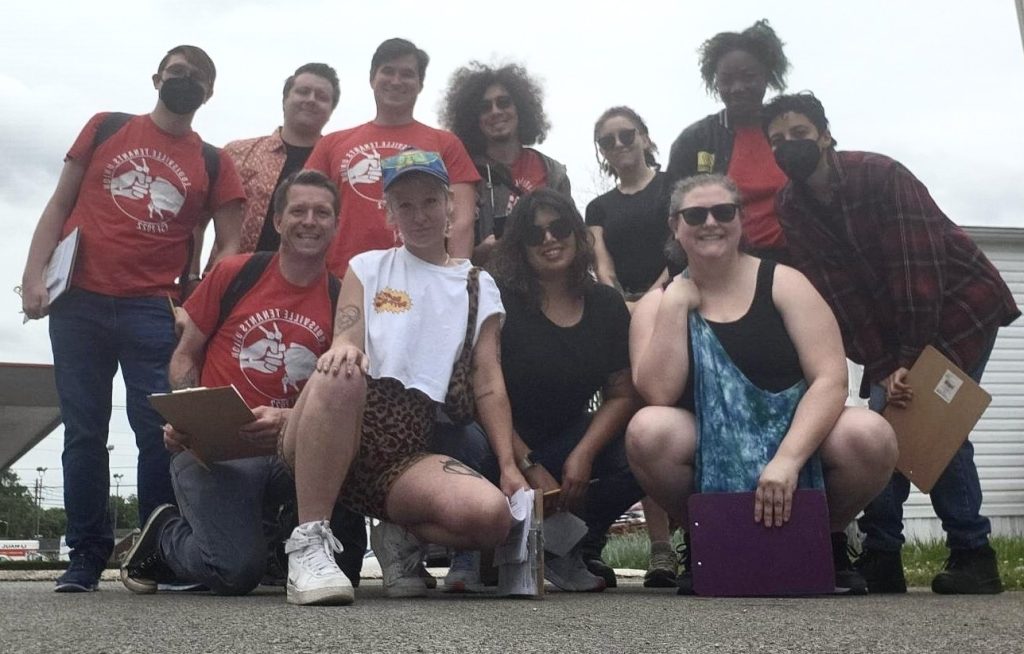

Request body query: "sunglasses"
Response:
[478, 95, 514, 114]
[524, 216, 575, 246]
[596, 128, 637, 151]
[674, 203, 740, 226]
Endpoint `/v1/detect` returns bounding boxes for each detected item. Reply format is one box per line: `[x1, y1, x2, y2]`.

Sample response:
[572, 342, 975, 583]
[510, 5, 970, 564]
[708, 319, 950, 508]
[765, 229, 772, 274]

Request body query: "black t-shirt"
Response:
[255, 142, 316, 252]
[678, 259, 804, 411]
[500, 283, 631, 444]
[585, 171, 670, 295]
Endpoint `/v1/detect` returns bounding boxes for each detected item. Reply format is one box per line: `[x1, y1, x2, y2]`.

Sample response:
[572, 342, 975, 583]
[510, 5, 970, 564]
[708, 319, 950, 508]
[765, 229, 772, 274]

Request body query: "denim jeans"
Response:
[432, 414, 644, 546]
[161, 453, 294, 594]
[858, 336, 996, 551]
[49, 288, 177, 561]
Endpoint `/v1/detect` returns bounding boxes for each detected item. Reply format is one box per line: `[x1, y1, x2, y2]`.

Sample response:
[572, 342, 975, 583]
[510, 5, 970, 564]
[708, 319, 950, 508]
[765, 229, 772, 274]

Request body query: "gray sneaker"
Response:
[444, 550, 483, 593]
[370, 521, 428, 598]
[644, 540, 678, 588]
[544, 549, 606, 592]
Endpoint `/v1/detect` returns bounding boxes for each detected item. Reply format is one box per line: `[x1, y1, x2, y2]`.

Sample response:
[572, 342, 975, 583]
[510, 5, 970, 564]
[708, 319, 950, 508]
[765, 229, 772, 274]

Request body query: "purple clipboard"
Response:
[688, 489, 835, 596]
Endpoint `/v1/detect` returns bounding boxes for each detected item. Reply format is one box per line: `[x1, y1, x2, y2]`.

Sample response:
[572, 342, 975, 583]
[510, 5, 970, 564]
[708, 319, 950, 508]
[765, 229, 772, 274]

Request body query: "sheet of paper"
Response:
[542, 511, 588, 558]
[494, 488, 532, 565]
[495, 488, 541, 596]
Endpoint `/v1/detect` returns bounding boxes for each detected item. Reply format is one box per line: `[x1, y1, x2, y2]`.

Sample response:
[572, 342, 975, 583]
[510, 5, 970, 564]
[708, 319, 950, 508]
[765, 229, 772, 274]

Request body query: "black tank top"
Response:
[677, 259, 804, 411]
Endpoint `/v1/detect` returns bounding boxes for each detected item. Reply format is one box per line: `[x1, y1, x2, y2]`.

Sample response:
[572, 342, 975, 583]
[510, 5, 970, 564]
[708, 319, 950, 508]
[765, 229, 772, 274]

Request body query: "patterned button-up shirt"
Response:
[224, 129, 287, 253]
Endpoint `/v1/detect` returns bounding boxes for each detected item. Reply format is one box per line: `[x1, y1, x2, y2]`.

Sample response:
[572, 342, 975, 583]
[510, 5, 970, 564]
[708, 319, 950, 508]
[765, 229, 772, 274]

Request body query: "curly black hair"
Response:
[761, 91, 832, 140]
[488, 188, 594, 309]
[698, 19, 789, 95]
[593, 105, 659, 177]
[439, 62, 551, 156]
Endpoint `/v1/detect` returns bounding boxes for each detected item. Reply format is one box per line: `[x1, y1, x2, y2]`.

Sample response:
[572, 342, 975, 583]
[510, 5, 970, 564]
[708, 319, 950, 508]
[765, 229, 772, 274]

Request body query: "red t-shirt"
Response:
[727, 126, 788, 252]
[305, 120, 480, 276]
[62, 113, 245, 297]
[504, 148, 548, 214]
[184, 253, 333, 409]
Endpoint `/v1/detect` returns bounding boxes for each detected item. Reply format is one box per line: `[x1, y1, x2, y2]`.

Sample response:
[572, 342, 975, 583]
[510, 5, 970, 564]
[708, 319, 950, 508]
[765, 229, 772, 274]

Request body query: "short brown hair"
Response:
[157, 45, 217, 87]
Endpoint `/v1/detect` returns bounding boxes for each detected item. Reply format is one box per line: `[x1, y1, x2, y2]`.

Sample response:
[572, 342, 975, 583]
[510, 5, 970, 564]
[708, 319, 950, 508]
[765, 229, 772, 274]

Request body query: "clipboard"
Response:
[148, 385, 265, 465]
[688, 490, 834, 597]
[882, 345, 991, 493]
[46, 226, 80, 302]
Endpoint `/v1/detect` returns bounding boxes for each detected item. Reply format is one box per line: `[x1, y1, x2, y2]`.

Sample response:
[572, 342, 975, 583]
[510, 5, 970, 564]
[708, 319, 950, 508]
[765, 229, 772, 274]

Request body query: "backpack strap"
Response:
[214, 251, 341, 334]
[215, 252, 275, 332]
[93, 112, 135, 149]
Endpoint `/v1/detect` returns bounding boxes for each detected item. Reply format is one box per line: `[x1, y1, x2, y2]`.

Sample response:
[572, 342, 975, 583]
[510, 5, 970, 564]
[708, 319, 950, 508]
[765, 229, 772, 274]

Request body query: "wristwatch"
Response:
[517, 451, 537, 473]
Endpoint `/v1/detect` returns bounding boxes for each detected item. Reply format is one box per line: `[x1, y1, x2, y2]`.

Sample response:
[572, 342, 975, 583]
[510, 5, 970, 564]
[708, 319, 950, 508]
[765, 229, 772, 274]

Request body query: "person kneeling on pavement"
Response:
[121, 171, 362, 595]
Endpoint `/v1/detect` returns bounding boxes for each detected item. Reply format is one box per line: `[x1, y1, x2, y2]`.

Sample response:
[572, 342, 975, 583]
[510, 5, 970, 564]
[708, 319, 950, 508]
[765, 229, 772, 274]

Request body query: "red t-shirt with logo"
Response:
[62, 113, 245, 297]
[184, 253, 333, 409]
[305, 120, 480, 276]
[727, 126, 788, 252]
[504, 148, 548, 215]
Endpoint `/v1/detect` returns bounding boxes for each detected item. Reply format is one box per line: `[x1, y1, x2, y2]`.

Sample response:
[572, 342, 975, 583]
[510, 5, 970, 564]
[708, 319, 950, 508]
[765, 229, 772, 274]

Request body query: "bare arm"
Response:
[560, 368, 639, 508]
[447, 182, 476, 259]
[168, 311, 210, 390]
[755, 264, 849, 526]
[206, 199, 243, 271]
[316, 269, 368, 376]
[20, 159, 87, 318]
[630, 276, 700, 405]
[589, 226, 620, 290]
[471, 314, 529, 496]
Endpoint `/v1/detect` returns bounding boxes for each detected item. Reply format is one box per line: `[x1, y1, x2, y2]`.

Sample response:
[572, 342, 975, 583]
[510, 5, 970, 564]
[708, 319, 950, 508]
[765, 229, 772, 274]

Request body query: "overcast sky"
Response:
[4, 0, 1024, 506]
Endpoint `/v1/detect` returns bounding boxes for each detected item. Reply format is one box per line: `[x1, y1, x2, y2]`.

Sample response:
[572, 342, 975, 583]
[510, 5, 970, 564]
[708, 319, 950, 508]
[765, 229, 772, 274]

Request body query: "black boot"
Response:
[853, 547, 907, 594]
[931, 544, 1003, 594]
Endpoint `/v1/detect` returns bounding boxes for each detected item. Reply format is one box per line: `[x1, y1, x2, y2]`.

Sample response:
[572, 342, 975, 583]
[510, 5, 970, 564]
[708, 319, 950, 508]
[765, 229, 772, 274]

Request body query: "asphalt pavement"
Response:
[0, 578, 1021, 654]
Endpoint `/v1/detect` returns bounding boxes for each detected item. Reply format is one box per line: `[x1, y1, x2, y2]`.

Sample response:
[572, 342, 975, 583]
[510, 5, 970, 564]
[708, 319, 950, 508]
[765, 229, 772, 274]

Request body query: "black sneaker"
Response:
[583, 556, 617, 589]
[55, 552, 106, 592]
[831, 532, 867, 595]
[853, 547, 907, 594]
[675, 533, 694, 596]
[121, 504, 179, 594]
[931, 544, 1004, 595]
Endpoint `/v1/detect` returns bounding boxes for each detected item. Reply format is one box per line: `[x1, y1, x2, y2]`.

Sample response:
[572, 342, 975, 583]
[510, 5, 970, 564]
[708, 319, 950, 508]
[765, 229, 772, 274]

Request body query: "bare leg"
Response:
[281, 369, 366, 524]
[643, 498, 673, 542]
[625, 406, 697, 525]
[819, 407, 898, 532]
[386, 455, 512, 550]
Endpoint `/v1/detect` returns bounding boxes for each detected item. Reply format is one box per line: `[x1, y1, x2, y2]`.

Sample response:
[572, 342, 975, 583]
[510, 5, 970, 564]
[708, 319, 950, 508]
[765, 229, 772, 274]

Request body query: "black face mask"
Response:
[159, 76, 206, 115]
[773, 139, 821, 182]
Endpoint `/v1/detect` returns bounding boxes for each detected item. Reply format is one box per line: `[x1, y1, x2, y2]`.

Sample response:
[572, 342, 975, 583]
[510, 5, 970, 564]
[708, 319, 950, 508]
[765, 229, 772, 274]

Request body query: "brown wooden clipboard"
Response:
[148, 385, 266, 465]
[882, 346, 991, 493]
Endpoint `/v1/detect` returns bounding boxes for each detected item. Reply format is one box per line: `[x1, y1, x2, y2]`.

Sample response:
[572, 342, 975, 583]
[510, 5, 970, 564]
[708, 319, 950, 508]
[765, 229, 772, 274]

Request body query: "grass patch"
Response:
[604, 531, 1024, 590]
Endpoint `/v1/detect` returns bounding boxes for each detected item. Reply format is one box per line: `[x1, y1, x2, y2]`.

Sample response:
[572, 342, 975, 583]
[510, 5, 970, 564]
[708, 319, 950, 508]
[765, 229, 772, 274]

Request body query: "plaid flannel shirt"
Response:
[776, 150, 1019, 395]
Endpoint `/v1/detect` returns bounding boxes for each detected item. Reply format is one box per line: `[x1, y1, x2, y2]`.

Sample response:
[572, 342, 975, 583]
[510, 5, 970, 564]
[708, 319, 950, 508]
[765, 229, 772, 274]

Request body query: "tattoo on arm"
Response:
[334, 305, 361, 338]
[474, 389, 496, 402]
[441, 458, 483, 478]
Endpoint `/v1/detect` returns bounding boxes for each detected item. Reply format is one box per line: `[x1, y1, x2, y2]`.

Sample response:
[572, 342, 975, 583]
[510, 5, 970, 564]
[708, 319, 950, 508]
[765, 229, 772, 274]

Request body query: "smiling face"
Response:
[596, 114, 648, 174]
[478, 83, 519, 145]
[384, 173, 452, 251]
[370, 53, 423, 115]
[714, 49, 768, 124]
[283, 72, 335, 135]
[525, 206, 578, 278]
[670, 183, 742, 261]
[275, 184, 338, 259]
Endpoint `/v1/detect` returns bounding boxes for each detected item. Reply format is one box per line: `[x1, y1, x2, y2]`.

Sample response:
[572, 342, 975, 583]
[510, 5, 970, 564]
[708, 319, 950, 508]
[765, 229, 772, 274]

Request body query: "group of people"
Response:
[20, 21, 1017, 606]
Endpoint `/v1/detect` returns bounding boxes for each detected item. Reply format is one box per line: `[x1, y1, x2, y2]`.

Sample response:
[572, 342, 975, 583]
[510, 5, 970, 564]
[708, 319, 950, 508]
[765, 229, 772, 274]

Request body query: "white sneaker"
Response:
[443, 550, 483, 593]
[284, 520, 355, 606]
[370, 521, 428, 598]
[544, 549, 607, 592]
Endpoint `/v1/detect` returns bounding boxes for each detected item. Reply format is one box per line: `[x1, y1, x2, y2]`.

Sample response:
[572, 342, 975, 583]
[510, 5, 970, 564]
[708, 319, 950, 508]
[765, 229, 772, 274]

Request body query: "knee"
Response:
[453, 491, 513, 550]
[206, 552, 267, 596]
[302, 369, 367, 414]
[625, 407, 693, 468]
[830, 409, 899, 470]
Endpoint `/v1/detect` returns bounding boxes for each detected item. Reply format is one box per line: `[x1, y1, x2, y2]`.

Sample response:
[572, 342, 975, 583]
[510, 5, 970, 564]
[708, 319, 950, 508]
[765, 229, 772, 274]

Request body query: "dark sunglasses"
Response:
[478, 95, 514, 114]
[524, 216, 575, 246]
[596, 128, 637, 151]
[674, 203, 740, 226]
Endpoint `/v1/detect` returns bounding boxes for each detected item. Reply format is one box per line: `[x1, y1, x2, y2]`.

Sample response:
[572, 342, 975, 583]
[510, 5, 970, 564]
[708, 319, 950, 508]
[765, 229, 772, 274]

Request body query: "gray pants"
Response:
[159, 453, 293, 595]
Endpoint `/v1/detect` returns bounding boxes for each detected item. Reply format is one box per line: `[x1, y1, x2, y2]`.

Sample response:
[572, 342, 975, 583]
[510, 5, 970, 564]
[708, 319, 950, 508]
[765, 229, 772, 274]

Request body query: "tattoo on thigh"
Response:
[441, 458, 483, 478]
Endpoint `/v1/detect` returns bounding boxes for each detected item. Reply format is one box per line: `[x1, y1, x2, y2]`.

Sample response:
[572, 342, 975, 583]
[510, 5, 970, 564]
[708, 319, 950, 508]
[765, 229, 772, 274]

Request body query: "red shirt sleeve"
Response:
[65, 113, 108, 164]
[305, 134, 333, 174]
[440, 132, 481, 185]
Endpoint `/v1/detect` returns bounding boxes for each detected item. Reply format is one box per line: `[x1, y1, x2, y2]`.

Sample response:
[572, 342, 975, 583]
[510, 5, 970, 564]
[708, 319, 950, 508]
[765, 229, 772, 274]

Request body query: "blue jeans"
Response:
[161, 453, 294, 595]
[49, 288, 177, 561]
[432, 415, 644, 546]
[858, 337, 996, 551]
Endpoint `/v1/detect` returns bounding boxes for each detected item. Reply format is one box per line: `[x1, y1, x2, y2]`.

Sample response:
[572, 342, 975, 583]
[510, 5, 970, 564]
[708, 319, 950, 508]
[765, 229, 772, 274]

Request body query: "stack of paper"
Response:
[495, 488, 541, 597]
